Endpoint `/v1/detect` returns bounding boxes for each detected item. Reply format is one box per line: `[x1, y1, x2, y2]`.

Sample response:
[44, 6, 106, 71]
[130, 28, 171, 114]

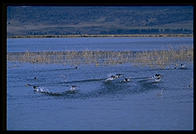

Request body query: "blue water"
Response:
[7, 37, 193, 130]
[7, 37, 193, 52]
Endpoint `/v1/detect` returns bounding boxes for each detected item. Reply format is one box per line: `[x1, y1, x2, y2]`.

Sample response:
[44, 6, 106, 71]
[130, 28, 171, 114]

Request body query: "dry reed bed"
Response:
[7, 46, 193, 68]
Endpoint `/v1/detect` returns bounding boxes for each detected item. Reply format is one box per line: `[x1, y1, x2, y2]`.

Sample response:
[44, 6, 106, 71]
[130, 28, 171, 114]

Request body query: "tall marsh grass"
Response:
[7, 46, 193, 68]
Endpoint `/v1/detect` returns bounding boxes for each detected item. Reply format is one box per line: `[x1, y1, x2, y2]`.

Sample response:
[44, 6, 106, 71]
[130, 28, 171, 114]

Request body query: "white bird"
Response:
[154, 77, 161, 82]
[33, 86, 46, 92]
[115, 74, 123, 78]
[105, 75, 117, 82]
[152, 74, 161, 82]
[69, 85, 77, 91]
[122, 78, 131, 82]
[33, 86, 39, 92]
[105, 73, 123, 82]
[180, 64, 186, 69]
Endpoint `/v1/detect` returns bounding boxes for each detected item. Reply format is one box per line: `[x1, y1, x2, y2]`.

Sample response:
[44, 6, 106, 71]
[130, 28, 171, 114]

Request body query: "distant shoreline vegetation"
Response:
[7, 46, 193, 69]
[7, 34, 193, 38]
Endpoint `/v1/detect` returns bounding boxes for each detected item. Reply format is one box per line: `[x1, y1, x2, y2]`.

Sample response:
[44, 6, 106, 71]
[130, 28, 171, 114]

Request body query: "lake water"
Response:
[7, 37, 193, 130]
[7, 37, 193, 52]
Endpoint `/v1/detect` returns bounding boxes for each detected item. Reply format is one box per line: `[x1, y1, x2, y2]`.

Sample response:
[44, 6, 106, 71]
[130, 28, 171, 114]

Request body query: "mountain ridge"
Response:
[7, 6, 193, 36]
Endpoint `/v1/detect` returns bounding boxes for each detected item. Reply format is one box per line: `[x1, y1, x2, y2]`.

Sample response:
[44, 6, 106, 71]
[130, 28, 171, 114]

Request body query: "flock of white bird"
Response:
[26, 63, 192, 96]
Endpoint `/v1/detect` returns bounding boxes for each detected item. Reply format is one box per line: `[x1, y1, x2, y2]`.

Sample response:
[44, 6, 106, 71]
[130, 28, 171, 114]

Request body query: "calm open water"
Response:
[7, 37, 193, 130]
[7, 37, 193, 52]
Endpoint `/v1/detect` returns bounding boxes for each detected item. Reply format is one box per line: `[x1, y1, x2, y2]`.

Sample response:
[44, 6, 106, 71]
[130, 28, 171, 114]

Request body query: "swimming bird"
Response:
[32, 85, 47, 93]
[174, 64, 178, 69]
[64, 85, 78, 94]
[121, 78, 131, 82]
[179, 64, 186, 69]
[115, 74, 123, 78]
[70, 85, 77, 91]
[152, 74, 161, 79]
[105, 75, 117, 82]
[33, 85, 39, 92]
[125, 78, 130, 82]
[25, 84, 42, 92]
[152, 74, 161, 82]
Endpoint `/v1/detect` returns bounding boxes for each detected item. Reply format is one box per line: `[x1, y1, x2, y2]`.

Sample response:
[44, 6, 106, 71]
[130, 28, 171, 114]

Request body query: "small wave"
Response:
[146, 66, 190, 72]
[36, 67, 77, 73]
[131, 76, 151, 80]
[137, 79, 160, 90]
[26, 73, 162, 98]
[26, 84, 79, 96]
[26, 77, 106, 87]
[59, 78, 106, 84]
[38, 90, 79, 96]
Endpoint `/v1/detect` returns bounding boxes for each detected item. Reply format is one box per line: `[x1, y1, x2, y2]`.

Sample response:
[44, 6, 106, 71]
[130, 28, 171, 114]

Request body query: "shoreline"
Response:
[7, 34, 193, 38]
